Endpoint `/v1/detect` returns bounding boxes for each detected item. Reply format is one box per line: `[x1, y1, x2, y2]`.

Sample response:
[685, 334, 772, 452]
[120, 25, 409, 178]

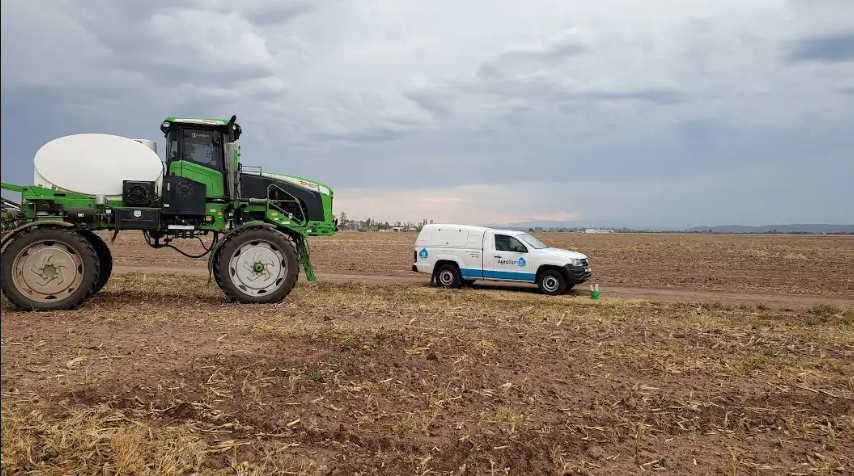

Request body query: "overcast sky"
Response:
[2, 0, 853, 227]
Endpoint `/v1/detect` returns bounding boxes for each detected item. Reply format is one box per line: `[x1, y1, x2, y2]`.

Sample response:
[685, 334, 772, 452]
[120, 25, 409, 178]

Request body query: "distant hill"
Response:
[684, 224, 854, 234]
[481, 220, 854, 234]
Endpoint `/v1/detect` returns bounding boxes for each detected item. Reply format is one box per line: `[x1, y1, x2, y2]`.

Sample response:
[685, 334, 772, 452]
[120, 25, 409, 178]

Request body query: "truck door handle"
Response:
[494, 255, 502, 258]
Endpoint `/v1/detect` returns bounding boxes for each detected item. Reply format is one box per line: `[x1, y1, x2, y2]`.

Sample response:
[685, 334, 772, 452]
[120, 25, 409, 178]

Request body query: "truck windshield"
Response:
[517, 233, 548, 249]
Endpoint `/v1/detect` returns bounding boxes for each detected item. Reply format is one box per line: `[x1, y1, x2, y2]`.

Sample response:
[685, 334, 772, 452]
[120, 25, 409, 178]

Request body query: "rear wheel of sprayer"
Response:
[80, 230, 113, 295]
[213, 227, 299, 304]
[0, 228, 100, 311]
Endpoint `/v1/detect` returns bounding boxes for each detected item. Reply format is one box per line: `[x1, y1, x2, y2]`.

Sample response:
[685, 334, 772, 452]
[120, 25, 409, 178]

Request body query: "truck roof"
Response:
[422, 223, 526, 235]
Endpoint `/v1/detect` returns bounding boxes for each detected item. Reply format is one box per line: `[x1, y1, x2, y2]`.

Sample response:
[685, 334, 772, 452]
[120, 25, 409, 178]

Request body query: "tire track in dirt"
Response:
[112, 265, 854, 309]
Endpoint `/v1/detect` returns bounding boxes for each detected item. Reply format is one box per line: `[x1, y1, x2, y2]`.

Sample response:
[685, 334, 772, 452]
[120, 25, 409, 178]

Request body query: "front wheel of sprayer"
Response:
[213, 228, 300, 304]
[0, 227, 101, 311]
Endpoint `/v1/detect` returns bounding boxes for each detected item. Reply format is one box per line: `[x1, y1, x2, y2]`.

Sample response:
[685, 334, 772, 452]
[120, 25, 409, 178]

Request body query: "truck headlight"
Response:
[568, 259, 582, 266]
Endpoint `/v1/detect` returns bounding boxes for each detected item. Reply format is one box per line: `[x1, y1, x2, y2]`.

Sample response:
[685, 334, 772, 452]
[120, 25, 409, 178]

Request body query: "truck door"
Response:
[484, 232, 534, 282]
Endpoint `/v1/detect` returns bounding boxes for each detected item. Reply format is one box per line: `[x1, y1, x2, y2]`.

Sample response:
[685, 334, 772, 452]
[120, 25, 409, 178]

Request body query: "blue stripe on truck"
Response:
[460, 268, 536, 282]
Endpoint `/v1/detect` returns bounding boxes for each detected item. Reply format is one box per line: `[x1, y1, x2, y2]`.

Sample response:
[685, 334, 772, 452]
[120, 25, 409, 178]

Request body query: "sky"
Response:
[1, 0, 853, 228]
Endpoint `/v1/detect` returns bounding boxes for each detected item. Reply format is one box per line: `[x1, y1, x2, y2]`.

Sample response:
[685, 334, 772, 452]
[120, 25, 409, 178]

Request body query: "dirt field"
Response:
[102, 231, 854, 298]
[3, 273, 852, 475]
[2, 231, 853, 474]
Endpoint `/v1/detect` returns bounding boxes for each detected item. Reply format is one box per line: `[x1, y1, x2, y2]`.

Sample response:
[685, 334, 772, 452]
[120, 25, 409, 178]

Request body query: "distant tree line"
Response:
[335, 212, 433, 232]
[332, 214, 853, 235]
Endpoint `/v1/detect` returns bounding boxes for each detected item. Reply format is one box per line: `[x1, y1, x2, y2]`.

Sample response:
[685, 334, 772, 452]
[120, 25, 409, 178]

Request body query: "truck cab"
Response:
[411, 224, 592, 295]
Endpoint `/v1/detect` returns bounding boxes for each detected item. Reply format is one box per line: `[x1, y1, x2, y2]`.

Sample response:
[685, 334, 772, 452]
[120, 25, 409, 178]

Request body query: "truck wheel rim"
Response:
[543, 276, 559, 292]
[439, 270, 454, 285]
[11, 240, 85, 303]
[228, 240, 287, 296]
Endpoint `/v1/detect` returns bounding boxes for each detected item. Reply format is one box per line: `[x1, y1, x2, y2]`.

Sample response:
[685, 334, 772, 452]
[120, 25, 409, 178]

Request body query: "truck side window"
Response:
[495, 235, 528, 253]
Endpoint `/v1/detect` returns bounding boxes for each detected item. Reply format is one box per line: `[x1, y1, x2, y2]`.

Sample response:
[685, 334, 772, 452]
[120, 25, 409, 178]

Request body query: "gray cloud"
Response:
[582, 89, 688, 105]
[403, 88, 456, 116]
[783, 30, 854, 64]
[308, 125, 414, 144]
[2, 0, 853, 226]
[238, 0, 318, 25]
[476, 38, 588, 79]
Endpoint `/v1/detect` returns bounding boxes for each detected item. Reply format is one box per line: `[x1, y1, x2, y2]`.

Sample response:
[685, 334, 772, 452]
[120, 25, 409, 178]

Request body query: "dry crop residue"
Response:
[2, 273, 852, 475]
[102, 231, 854, 298]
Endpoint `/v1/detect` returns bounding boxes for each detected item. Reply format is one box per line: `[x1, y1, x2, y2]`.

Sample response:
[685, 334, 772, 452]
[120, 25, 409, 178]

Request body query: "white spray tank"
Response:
[32, 133, 164, 201]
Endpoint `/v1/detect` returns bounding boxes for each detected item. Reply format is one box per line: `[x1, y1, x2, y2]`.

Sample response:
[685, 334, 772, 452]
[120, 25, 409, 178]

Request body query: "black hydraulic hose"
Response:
[143, 231, 218, 259]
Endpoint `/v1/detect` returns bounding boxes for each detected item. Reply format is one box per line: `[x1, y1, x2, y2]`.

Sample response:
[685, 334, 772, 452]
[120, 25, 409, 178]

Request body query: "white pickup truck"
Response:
[411, 224, 592, 295]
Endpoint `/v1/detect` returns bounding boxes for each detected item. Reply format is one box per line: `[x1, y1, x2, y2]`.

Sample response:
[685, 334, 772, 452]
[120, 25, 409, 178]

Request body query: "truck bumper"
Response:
[563, 264, 592, 284]
[412, 263, 432, 274]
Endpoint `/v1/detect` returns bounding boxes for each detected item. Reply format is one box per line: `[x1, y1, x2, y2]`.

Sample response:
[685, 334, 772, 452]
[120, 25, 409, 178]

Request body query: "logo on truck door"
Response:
[497, 257, 526, 267]
[419, 248, 428, 259]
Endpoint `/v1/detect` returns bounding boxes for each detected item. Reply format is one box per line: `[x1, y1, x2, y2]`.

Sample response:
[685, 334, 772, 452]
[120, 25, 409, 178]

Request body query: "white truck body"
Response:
[411, 224, 592, 294]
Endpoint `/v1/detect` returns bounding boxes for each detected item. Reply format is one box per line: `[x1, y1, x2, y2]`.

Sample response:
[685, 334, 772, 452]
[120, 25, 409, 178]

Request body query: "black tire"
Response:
[537, 269, 566, 296]
[213, 227, 299, 304]
[434, 263, 462, 289]
[80, 231, 113, 294]
[0, 227, 101, 311]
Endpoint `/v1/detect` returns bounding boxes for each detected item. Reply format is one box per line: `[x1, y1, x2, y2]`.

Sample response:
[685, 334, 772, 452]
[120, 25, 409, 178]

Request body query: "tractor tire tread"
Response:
[0, 227, 101, 311]
[80, 231, 113, 294]
[212, 225, 299, 304]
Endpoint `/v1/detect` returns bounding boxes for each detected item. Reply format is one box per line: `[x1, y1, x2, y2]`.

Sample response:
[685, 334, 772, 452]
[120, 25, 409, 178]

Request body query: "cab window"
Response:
[166, 130, 179, 163]
[182, 130, 221, 169]
[495, 234, 528, 252]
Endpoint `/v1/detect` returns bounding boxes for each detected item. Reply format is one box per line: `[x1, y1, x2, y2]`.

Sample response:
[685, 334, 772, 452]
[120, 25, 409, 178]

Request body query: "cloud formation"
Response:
[783, 30, 854, 64]
[2, 0, 853, 227]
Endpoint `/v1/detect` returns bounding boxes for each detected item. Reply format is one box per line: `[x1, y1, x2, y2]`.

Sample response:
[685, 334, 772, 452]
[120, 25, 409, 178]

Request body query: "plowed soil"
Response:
[3, 274, 853, 475]
[102, 231, 854, 298]
[3, 231, 853, 474]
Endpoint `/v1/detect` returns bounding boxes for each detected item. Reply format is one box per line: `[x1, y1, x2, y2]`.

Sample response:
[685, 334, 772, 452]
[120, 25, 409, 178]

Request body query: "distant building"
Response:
[585, 228, 613, 234]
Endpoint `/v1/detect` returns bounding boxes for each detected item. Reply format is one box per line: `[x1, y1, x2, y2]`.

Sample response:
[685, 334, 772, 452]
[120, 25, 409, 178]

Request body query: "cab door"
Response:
[486, 233, 534, 282]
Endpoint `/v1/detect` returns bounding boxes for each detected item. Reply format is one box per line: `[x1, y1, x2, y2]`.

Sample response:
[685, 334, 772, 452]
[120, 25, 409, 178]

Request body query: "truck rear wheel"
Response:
[80, 231, 113, 294]
[537, 269, 566, 296]
[213, 227, 299, 304]
[0, 228, 101, 311]
[434, 263, 462, 289]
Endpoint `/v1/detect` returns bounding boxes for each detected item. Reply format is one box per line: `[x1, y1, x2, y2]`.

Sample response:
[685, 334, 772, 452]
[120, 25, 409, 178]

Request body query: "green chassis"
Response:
[0, 181, 332, 281]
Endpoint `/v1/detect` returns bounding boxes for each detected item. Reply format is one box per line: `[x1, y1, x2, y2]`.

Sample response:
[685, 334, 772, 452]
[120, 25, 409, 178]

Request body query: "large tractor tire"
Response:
[213, 227, 299, 304]
[0, 227, 101, 311]
[80, 231, 113, 294]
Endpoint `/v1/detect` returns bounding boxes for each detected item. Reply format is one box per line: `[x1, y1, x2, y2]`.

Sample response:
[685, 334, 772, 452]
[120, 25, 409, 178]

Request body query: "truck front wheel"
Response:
[537, 269, 566, 295]
[434, 264, 462, 289]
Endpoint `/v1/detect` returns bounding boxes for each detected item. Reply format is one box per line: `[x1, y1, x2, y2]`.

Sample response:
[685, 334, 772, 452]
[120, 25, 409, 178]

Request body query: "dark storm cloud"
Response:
[783, 30, 854, 64]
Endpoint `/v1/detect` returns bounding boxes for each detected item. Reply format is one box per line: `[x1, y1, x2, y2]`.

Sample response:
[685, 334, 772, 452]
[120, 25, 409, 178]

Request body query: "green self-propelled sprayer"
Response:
[1, 115, 338, 311]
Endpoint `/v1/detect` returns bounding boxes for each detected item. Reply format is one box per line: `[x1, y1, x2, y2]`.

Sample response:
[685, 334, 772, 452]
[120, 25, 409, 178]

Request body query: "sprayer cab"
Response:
[159, 115, 242, 201]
